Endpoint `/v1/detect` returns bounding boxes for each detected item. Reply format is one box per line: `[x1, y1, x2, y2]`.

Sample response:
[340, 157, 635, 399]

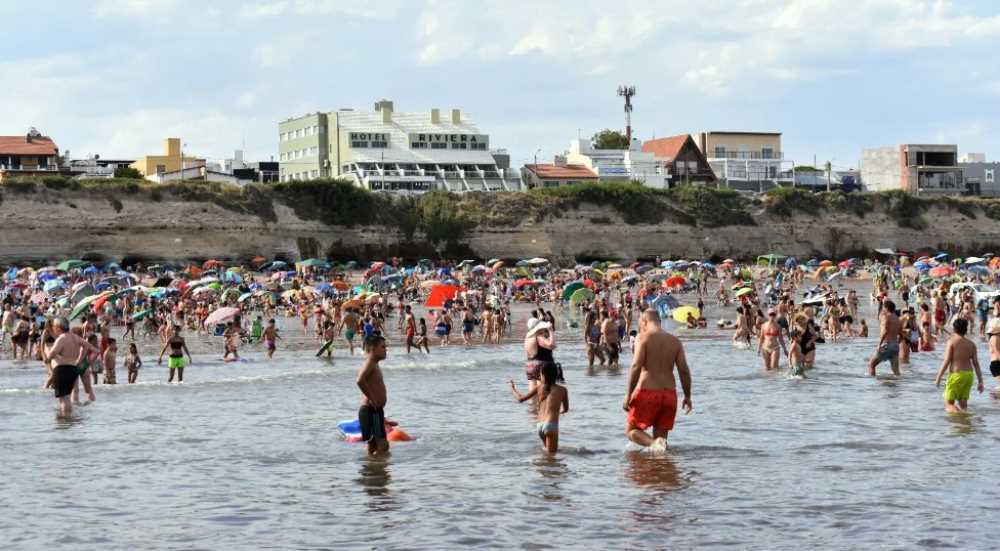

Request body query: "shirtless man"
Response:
[340, 308, 360, 356]
[934, 319, 984, 412]
[479, 306, 494, 345]
[868, 300, 903, 377]
[404, 305, 417, 353]
[624, 309, 693, 450]
[356, 335, 389, 457]
[43, 318, 85, 417]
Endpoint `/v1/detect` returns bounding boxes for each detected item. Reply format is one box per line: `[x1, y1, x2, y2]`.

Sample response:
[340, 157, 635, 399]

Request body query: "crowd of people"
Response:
[4, 252, 999, 451]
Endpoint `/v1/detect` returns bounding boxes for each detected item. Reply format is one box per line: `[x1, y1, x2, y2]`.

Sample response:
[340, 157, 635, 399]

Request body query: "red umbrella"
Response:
[930, 266, 955, 278]
[425, 284, 463, 308]
[202, 259, 223, 270]
[513, 278, 533, 289]
[665, 276, 685, 287]
[582, 279, 595, 289]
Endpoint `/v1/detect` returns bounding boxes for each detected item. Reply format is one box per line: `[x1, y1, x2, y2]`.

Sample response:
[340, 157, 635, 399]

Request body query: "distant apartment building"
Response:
[694, 131, 794, 190]
[130, 138, 206, 177]
[277, 100, 521, 193]
[563, 138, 670, 189]
[209, 150, 280, 184]
[0, 128, 59, 182]
[642, 134, 716, 187]
[860, 144, 963, 195]
[960, 155, 1000, 197]
[521, 160, 599, 189]
[67, 155, 135, 179]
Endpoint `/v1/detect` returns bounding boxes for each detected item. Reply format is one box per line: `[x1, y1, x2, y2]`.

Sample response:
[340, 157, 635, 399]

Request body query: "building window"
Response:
[411, 142, 428, 149]
[319, 126, 325, 134]
[471, 143, 487, 150]
[714, 146, 726, 158]
[761, 147, 774, 159]
[987, 169, 995, 183]
[309, 146, 318, 156]
[351, 141, 366, 148]
[431, 142, 447, 149]
[156, 164, 166, 174]
[371, 141, 388, 148]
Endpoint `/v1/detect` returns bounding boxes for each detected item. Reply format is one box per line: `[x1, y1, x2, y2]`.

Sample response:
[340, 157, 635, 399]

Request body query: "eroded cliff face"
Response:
[0, 189, 996, 264]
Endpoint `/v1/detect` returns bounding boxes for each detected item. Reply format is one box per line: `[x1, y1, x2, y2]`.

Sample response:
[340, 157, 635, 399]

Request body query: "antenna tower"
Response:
[617, 85, 636, 144]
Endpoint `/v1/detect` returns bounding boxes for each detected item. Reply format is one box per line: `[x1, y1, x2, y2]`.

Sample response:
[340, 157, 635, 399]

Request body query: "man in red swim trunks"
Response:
[624, 309, 693, 450]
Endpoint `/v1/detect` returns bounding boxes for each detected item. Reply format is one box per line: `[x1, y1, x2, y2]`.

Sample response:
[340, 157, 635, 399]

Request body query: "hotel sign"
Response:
[349, 132, 389, 148]
[408, 133, 489, 150]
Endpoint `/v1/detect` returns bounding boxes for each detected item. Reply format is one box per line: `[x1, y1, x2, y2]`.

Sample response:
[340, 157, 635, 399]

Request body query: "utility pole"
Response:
[825, 160, 832, 192]
[617, 85, 636, 144]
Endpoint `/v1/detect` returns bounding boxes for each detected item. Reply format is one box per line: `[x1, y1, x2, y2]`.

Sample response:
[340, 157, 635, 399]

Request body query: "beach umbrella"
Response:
[425, 284, 463, 308]
[734, 287, 753, 298]
[665, 276, 685, 288]
[43, 278, 66, 293]
[672, 305, 700, 324]
[131, 309, 153, 321]
[82, 265, 99, 275]
[819, 260, 833, 267]
[205, 306, 241, 326]
[930, 266, 955, 278]
[965, 257, 986, 265]
[71, 285, 96, 304]
[515, 260, 529, 267]
[202, 259, 224, 270]
[70, 292, 109, 320]
[251, 256, 267, 265]
[331, 280, 350, 291]
[298, 258, 330, 269]
[561, 281, 584, 300]
[569, 287, 595, 306]
[471, 265, 487, 273]
[526, 257, 549, 266]
[487, 258, 500, 265]
[513, 278, 534, 289]
[57, 259, 88, 271]
[784, 257, 798, 268]
[651, 294, 680, 310]
[635, 265, 653, 274]
[967, 265, 989, 276]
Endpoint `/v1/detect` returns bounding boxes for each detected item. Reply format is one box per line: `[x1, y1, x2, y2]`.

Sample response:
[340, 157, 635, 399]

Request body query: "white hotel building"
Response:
[278, 100, 521, 193]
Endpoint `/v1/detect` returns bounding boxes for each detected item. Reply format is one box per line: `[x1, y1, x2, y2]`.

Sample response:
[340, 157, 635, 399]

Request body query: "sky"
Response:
[4, 0, 1000, 171]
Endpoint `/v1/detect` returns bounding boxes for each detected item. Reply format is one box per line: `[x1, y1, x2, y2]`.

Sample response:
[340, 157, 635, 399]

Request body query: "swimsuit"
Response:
[53, 365, 78, 398]
[991, 360, 1000, 378]
[526, 345, 555, 381]
[627, 388, 678, 432]
[358, 405, 386, 442]
[345, 329, 356, 342]
[943, 371, 975, 402]
[537, 421, 558, 441]
[877, 341, 900, 363]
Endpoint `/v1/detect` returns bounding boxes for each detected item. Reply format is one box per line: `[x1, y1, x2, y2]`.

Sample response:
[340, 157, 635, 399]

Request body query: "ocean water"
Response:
[3, 312, 1000, 550]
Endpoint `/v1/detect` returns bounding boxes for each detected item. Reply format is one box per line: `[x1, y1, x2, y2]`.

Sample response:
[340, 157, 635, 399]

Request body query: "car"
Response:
[946, 283, 1000, 305]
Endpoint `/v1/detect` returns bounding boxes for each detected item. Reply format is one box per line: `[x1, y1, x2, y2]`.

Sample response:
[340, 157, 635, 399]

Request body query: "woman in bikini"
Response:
[757, 309, 787, 371]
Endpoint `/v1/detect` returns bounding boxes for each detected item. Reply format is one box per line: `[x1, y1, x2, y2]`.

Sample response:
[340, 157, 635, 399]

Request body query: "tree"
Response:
[592, 129, 630, 150]
[114, 166, 143, 179]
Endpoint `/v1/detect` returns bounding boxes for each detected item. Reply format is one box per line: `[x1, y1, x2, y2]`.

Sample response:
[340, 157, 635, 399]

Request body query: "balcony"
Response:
[708, 151, 783, 160]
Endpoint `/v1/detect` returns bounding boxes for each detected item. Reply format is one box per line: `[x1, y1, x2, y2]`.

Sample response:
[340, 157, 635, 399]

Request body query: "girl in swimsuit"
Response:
[758, 310, 787, 371]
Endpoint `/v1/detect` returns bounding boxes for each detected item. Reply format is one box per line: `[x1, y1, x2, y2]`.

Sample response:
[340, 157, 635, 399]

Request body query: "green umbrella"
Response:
[70, 293, 106, 321]
[297, 258, 330, 268]
[58, 259, 88, 271]
[569, 287, 595, 306]
[131, 309, 152, 321]
[562, 281, 584, 301]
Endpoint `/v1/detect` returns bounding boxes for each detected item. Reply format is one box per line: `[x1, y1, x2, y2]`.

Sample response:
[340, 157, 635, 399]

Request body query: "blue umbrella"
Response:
[94, 281, 111, 291]
[314, 283, 332, 293]
[935, 253, 949, 260]
[82, 265, 98, 275]
[4, 267, 18, 280]
[784, 257, 797, 268]
[38, 272, 57, 282]
[967, 265, 989, 276]
[43, 279, 65, 292]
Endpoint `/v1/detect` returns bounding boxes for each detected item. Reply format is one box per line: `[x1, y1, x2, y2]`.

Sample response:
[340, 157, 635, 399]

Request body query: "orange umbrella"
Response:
[251, 256, 267, 265]
[665, 276, 685, 287]
[203, 259, 223, 270]
[341, 299, 363, 310]
[185, 265, 203, 278]
[331, 280, 349, 291]
[819, 260, 833, 267]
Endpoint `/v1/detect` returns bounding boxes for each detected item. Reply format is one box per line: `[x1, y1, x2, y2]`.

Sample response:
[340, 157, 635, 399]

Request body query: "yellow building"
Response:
[130, 138, 205, 176]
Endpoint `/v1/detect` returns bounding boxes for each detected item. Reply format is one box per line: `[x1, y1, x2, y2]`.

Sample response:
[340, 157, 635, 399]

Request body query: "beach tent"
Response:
[756, 254, 786, 267]
[562, 281, 584, 301]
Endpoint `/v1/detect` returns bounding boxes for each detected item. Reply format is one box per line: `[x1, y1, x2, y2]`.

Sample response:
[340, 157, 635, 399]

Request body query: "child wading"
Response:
[934, 319, 984, 412]
[125, 343, 142, 384]
[509, 362, 569, 454]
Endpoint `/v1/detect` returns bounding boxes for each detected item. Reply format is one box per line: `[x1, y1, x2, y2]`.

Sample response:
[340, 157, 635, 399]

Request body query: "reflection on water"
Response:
[532, 455, 570, 503]
[945, 411, 979, 437]
[623, 451, 685, 492]
[356, 457, 395, 512]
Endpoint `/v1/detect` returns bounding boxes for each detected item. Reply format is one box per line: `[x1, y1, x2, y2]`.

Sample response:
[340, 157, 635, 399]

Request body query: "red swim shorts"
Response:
[627, 388, 678, 432]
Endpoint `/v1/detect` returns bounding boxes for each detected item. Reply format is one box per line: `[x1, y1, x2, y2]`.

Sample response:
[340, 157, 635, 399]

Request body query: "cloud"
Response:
[239, 0, 386, 19]
[91, 0, 176, 18]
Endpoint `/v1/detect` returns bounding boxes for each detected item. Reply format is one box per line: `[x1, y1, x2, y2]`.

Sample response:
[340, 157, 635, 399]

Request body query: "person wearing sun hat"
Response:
[523, 319, 557, 394]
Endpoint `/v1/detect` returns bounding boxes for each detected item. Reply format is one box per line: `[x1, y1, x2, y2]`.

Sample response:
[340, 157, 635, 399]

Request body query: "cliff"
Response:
[0, 178, 998, 264]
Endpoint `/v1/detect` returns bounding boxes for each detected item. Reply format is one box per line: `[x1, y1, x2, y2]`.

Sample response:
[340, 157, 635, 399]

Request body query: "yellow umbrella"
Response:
[672, 305, 700, 324]
[735, 287, 753, 298]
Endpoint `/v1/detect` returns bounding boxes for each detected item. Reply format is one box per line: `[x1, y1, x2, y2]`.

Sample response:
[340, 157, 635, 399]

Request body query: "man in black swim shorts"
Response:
[356, 335, 389, 456]
[987, 317, 1000, 390]
[42, 318, 84, 417]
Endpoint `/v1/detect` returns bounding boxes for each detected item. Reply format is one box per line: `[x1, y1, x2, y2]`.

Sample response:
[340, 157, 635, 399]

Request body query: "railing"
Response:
[0, 164, 58, 171]
[707, 151, 783, 160]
